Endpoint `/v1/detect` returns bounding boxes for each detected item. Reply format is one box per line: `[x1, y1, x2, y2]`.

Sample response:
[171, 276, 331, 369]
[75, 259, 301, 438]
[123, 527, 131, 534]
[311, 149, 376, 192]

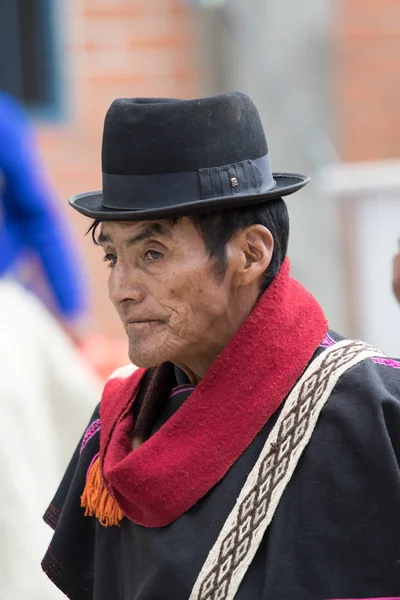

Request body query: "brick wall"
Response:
[36, 0, 202, 338]
[334, 0, 400, 161]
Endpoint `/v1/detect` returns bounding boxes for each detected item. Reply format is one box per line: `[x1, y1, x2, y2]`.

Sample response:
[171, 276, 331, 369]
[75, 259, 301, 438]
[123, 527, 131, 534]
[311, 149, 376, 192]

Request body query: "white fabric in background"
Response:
[0, 281, 101, 599]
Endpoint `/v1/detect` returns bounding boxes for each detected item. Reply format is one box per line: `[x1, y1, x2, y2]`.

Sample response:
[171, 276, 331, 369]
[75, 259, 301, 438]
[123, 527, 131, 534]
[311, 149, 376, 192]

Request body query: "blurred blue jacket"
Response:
[0, 92, 86, 319]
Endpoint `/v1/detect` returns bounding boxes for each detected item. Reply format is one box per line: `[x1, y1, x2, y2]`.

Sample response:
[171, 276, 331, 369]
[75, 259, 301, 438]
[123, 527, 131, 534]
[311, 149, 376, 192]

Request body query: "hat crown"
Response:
[70, 91, 309, 221]
[101, 92, 268, 176]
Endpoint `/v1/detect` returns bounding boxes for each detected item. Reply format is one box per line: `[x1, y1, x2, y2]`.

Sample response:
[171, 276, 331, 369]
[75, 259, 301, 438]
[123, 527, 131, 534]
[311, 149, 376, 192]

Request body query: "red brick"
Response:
[34, 0, 201, 336]
[335, 0, 400, 34]
[334, 0, 400, 162]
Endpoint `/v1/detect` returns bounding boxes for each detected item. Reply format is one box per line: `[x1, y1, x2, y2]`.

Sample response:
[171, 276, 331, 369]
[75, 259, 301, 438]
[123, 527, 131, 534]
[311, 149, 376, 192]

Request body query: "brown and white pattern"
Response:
[189, 340, 383, 600]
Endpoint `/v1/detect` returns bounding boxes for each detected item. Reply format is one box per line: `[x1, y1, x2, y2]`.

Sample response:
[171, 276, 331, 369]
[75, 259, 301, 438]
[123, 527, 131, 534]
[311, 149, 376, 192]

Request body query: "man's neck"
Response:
[175, 364, 201, 385]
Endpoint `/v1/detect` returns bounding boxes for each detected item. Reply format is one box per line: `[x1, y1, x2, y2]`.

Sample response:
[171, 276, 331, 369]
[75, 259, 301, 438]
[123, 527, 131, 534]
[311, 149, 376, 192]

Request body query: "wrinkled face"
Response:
[99, 218, 240, 369]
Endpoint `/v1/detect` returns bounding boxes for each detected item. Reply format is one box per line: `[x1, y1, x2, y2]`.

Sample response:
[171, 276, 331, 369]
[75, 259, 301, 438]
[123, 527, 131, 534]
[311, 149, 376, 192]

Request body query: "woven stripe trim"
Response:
[189, 340, 383, 600]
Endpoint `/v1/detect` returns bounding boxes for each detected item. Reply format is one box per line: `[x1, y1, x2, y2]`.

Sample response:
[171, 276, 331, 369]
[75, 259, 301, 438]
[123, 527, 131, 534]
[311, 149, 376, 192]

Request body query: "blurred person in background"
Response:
[392, 239, 400, 305]
[0, 91, 100, 599]
[42, 93, 400, 600]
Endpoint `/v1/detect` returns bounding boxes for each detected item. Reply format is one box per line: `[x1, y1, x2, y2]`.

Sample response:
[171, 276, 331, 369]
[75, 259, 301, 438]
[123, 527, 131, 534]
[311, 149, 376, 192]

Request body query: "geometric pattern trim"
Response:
[371, 356, 400, 369]
[189, 340, 383, 600]
[80, 419, 101, 454]
[319, 331, 337, 348]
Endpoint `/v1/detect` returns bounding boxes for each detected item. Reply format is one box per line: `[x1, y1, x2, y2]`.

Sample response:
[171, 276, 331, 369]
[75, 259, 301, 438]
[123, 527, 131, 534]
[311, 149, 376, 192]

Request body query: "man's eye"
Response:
[144, 249, 163, 261]
[103, 253, 117, 268]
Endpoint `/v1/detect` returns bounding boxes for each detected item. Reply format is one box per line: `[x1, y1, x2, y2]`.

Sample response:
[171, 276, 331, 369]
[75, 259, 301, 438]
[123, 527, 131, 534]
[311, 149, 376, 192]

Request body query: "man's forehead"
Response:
[99, 220, 172, 244]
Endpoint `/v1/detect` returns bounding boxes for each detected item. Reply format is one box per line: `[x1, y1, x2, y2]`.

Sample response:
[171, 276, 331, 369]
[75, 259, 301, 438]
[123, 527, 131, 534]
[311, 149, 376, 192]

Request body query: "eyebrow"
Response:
[98, 223, 170, 247]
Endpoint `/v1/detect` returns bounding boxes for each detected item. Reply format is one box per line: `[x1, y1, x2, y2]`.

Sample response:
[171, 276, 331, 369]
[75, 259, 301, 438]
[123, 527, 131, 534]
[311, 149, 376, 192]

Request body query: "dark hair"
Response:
[87, 198, 289, 290]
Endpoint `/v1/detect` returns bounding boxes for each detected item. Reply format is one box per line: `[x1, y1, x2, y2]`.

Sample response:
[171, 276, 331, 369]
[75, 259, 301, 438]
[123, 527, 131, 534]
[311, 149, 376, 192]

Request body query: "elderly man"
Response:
[42, 93, 400, 600]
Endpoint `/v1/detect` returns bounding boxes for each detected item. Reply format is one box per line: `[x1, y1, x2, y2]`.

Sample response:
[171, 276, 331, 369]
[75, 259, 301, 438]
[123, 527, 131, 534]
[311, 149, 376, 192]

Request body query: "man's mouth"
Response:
[125, 319, 158, 327]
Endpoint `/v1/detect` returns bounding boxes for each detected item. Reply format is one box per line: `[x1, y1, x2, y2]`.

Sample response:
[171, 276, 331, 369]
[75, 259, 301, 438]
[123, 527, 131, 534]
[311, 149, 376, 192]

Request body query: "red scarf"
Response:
[92, 259, 327, 528]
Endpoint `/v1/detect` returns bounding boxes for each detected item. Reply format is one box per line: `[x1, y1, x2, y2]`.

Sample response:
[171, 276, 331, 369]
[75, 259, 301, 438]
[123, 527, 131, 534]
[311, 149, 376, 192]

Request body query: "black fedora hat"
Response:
[70, 92, 309, 221]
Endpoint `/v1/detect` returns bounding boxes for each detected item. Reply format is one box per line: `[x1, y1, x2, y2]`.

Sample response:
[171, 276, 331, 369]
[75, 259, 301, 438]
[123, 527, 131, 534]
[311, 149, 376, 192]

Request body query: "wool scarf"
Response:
[81, 259, 328, 528]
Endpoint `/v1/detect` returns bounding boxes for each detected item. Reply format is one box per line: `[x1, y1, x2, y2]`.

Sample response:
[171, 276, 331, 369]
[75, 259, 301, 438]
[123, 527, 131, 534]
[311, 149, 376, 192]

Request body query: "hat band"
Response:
[101, 155, 275, 211]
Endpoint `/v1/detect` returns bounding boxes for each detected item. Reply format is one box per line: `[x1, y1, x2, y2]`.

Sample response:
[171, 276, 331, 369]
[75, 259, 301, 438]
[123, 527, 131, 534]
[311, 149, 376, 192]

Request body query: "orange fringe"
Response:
[81, 455, 125, 527]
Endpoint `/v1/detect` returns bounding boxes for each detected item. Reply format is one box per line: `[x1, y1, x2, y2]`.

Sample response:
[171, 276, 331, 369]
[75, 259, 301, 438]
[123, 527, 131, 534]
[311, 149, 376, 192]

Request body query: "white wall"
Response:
[202, 0, 348, 333]
[354, 195, 400, 356]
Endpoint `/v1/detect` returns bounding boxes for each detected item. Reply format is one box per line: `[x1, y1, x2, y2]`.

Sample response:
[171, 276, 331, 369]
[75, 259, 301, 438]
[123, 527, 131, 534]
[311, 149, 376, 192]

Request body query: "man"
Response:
[42, 92, 400, 599]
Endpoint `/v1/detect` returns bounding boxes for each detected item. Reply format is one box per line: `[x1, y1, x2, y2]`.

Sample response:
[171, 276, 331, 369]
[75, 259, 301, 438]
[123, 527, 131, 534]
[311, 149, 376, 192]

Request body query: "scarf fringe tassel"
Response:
[81, 455, 125, 527]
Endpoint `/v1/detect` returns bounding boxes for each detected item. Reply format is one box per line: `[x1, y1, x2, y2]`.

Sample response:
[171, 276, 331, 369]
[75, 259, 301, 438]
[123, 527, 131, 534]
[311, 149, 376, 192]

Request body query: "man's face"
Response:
[99, 218, 239, 369]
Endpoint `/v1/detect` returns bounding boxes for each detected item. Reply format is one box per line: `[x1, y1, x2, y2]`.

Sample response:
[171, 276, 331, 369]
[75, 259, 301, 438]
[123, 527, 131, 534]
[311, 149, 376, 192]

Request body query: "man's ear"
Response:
[236, 224, 274, 287]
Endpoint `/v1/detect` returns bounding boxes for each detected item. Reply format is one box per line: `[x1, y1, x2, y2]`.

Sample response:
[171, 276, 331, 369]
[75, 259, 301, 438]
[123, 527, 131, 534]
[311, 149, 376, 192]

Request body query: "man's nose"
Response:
[108, 265, 146, 306]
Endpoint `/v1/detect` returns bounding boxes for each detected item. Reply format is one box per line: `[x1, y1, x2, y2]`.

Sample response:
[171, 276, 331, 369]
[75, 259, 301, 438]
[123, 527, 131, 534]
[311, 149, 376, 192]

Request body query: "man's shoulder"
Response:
[309, 332, 400, 465]
[326, 330, 400, 382]
[321, 330, 400, 417]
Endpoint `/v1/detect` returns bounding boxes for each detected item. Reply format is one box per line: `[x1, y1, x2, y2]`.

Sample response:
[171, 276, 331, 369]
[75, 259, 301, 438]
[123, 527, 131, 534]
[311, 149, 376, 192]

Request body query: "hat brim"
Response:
[69, 173, 309, 221]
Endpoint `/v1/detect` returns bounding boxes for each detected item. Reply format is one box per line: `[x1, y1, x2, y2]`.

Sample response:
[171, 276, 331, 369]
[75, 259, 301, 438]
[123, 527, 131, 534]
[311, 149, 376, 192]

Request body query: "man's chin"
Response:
[128, 348, 165, 370]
